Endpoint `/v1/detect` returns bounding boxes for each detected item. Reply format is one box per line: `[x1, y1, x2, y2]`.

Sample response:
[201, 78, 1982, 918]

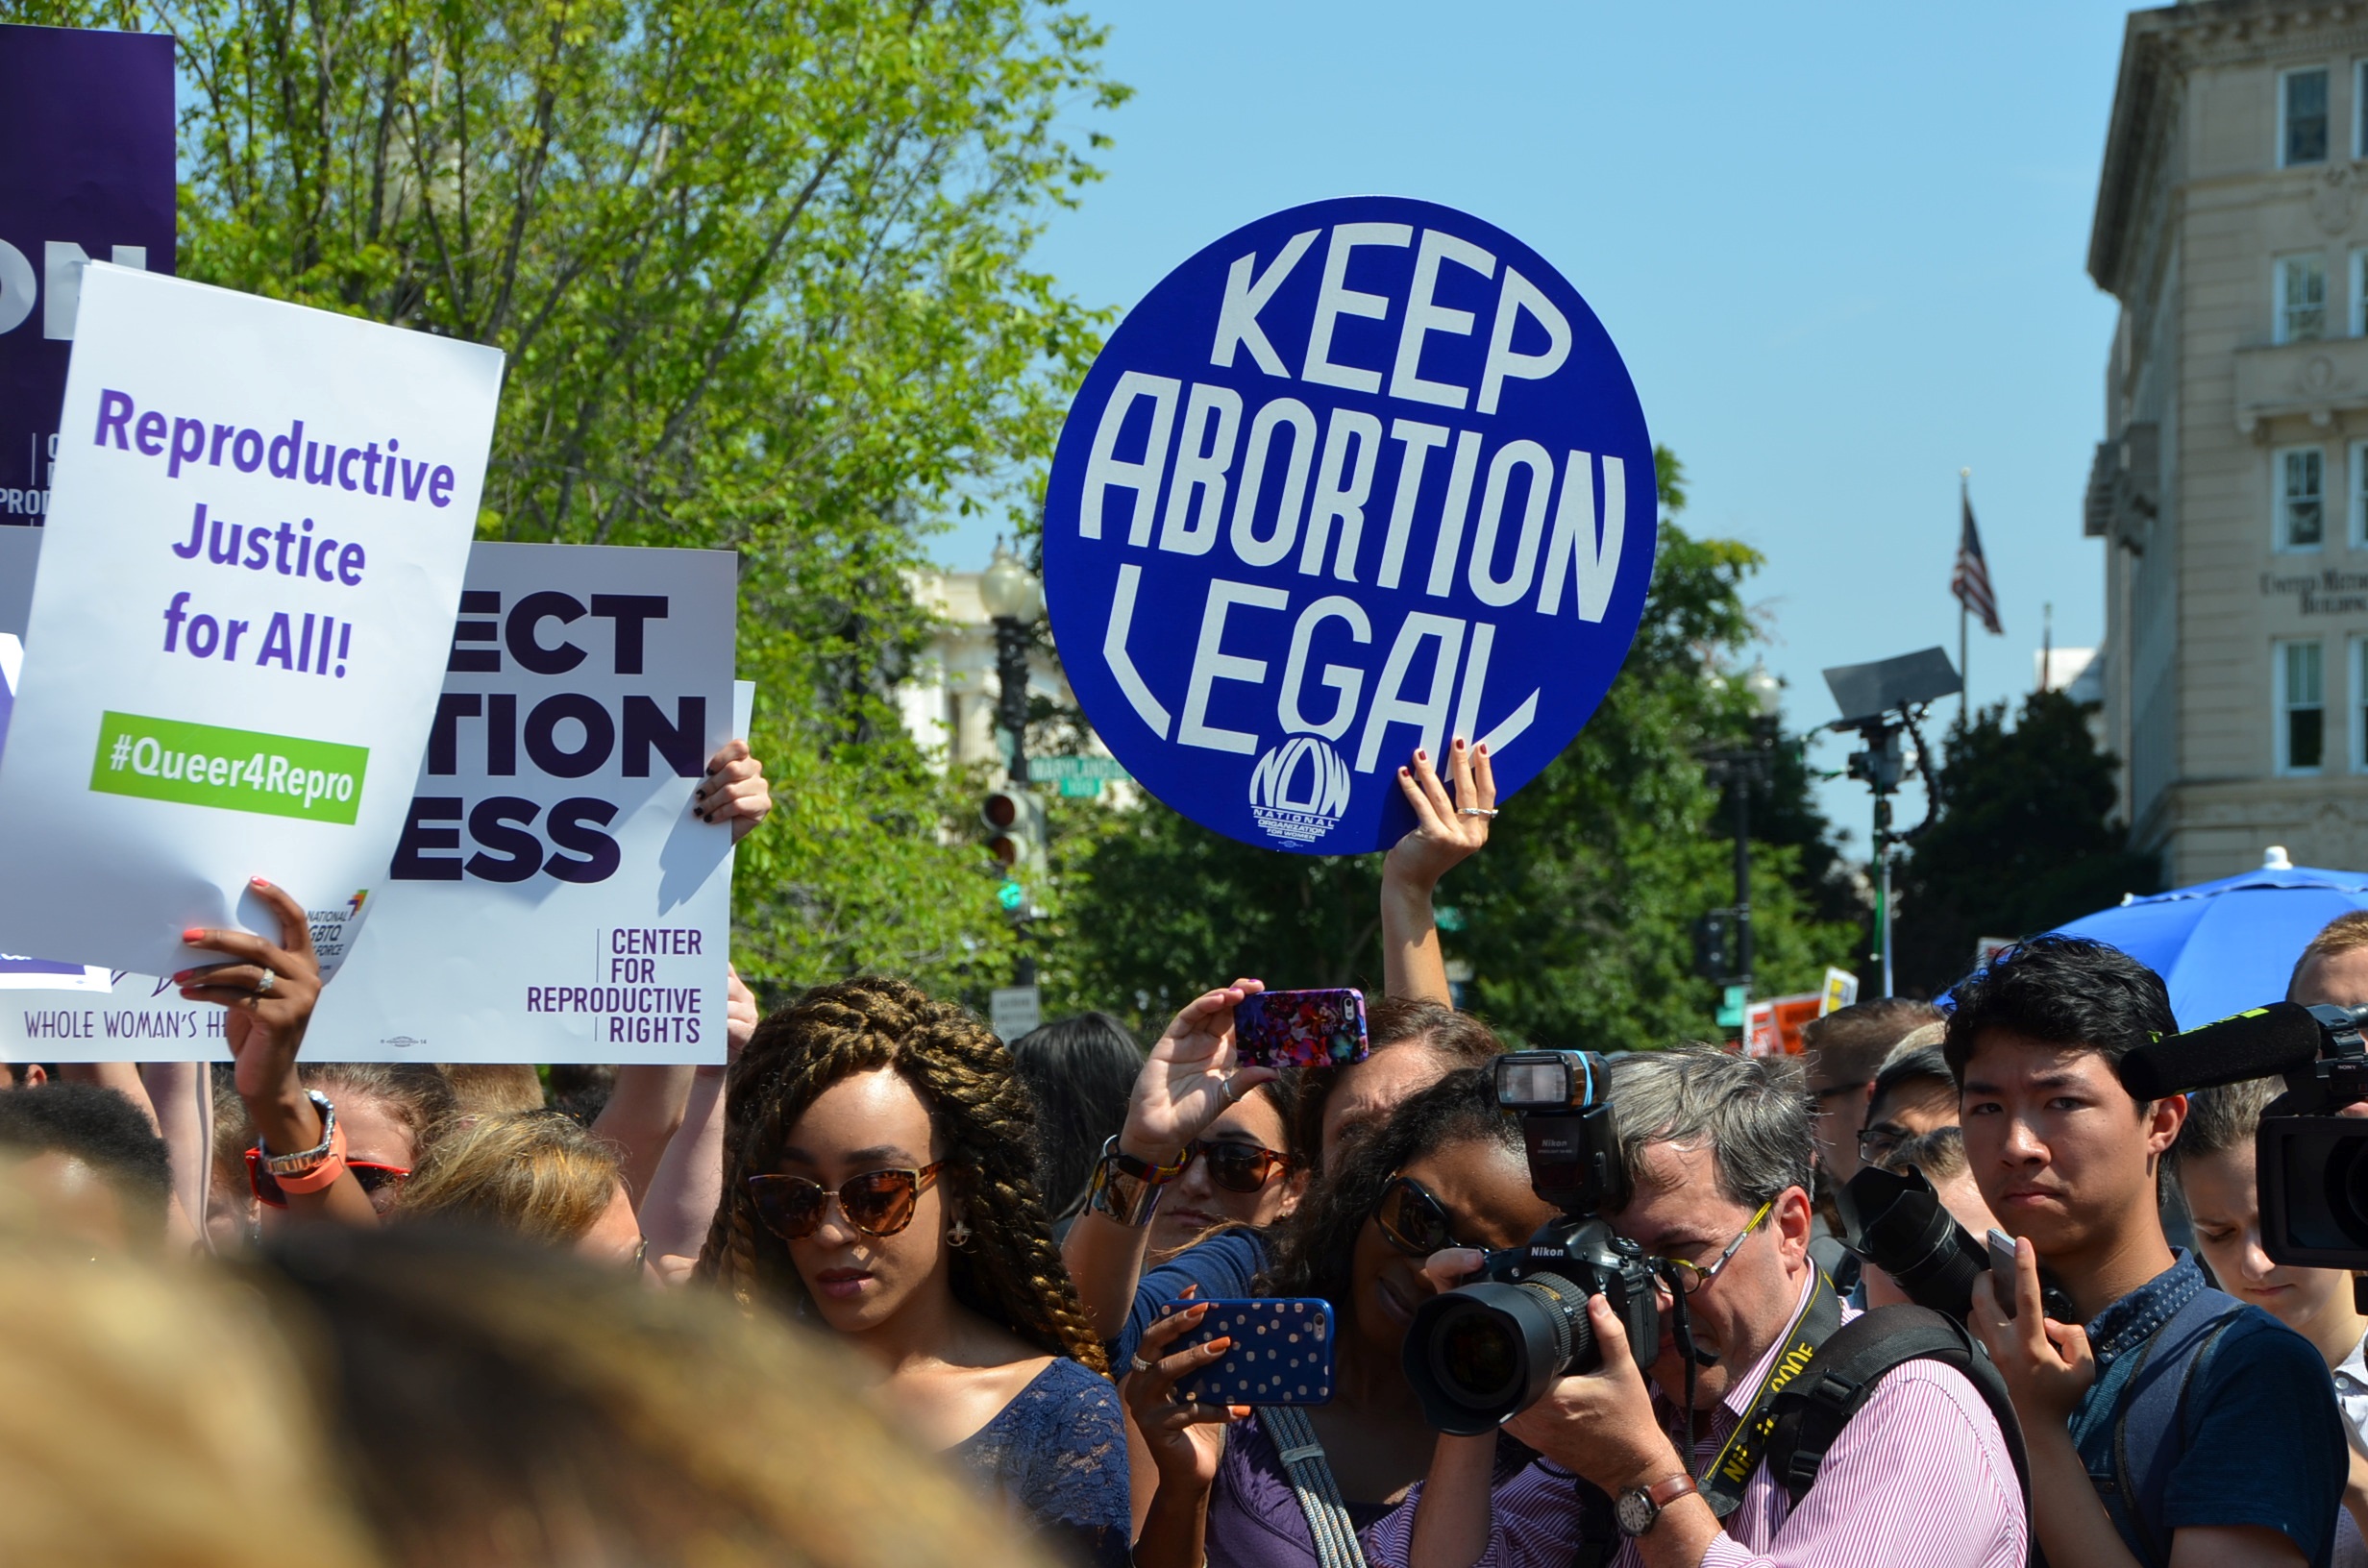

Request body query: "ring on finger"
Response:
[1221, 1073, 1245, 1104]
[1129, 1354, 1156, 1374]
[1457, 807, 1499, 819]
[255, 967, 276, 995]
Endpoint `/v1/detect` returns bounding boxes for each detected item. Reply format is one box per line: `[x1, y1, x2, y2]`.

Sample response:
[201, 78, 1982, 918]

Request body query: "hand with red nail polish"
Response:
[1380, 740, 1498, 1010]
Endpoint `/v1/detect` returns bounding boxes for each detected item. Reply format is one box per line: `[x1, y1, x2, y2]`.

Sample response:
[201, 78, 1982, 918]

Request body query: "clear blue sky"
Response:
[951, 1, 2137, 847]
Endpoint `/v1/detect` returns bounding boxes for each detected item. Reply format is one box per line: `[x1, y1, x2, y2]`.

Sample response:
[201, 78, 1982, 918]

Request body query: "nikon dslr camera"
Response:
[1403, 1051, 1661, 1435]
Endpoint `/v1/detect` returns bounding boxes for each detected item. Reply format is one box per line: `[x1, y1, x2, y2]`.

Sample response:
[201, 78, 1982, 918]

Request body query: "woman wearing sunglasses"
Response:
[694, 975, 1138, 1568]
[1147, 1077, 1305, 1262]
[1118, 1067, 1562, 1568]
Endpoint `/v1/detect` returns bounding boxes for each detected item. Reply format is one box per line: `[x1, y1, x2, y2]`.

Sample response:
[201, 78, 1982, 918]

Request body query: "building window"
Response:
[2356, 441, 2368, 546]
[2281, 639, 2327, 773]
[2281, 445, 2328, 550]
[2358, 61, 2368, 156]
[2355, 250, 2368, 335]
[2286, 66, 2331, 165]
[2356, 637, 2368, 771]
[2279, 254, 2329, 342]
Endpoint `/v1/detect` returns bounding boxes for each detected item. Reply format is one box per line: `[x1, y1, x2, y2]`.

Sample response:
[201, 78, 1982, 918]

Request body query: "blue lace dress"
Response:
[950, 1357, 1131, 1568]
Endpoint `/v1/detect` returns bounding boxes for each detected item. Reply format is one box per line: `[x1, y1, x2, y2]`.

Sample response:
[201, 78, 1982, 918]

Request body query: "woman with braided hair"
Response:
[693, 975, 1134, 1567]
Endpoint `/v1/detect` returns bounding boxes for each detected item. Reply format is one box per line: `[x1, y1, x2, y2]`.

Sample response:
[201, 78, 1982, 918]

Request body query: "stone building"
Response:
[2088, 0, 2368, 880]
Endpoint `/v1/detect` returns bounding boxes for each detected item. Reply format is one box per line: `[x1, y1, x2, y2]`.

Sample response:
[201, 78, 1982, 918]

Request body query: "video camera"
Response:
[2120, 1000, 2368, 1269]
[1402, 1051, 1664, 1435]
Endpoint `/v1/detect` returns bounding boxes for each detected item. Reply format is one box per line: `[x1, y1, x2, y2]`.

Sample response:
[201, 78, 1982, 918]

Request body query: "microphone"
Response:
[2118, 1002, 2327, 1100]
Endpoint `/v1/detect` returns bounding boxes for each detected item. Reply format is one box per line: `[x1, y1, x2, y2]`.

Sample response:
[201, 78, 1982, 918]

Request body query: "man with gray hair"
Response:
[1451, 1046, 2026, 1565]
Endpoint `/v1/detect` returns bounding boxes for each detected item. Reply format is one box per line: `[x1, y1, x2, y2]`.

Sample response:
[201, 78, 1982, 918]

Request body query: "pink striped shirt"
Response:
[1373, 1276, 2027, 1568]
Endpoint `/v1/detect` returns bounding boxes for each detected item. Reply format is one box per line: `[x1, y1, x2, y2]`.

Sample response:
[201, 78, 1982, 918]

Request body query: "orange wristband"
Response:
[271, 1119, 349, 1194]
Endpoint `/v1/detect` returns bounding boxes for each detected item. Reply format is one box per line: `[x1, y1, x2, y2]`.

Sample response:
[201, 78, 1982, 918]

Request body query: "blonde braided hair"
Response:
[693, 976, 1108, 1375]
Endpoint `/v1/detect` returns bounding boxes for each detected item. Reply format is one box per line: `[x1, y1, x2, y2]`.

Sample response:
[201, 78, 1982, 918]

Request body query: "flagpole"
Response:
[1959, 467, 1971, 728]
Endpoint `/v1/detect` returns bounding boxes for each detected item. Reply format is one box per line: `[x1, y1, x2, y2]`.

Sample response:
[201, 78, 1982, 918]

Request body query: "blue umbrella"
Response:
[2047, 848, 2368, 1029]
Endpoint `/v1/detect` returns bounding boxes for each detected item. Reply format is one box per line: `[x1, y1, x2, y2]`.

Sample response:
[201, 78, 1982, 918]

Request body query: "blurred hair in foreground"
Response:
[0, 1177, 1049, 1568]
[0, 1180, 378, 1568]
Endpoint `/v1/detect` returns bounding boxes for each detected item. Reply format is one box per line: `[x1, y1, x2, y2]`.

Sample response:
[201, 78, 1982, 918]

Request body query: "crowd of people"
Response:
[0, 728, 2361, 1568]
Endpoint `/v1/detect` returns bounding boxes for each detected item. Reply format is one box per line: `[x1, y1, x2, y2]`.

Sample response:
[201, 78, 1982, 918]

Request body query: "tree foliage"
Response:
[29, 0, 1127, 995]
[1893, 691, 2160, 996]
[1048, 451, 1863, 1049]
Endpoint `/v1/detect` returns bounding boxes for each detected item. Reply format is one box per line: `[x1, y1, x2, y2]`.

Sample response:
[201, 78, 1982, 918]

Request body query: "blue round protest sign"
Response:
[1042, 196, 1654, 855]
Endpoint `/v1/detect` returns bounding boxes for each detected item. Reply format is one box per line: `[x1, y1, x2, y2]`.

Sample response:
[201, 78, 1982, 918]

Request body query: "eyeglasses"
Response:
[1858, 1123, 1910, 1164]
[1658, 1199, 1775, 1296]
[245, 1148, 409, 1212]
[749, 1164, 945, 1241]
[1373, 1175, 1473, 1258]
[1184, 1138, 1293, 1193]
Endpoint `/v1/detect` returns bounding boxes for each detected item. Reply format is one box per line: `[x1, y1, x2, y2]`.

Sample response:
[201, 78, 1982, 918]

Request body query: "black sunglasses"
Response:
[1373, 1174, 1472, 1258]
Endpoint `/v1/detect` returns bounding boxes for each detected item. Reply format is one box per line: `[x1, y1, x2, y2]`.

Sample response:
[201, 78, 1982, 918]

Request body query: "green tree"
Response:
[1048, 450, 1863, 1048]
[1893, 691, 2160, 996]
[30, 0, 1127, 996]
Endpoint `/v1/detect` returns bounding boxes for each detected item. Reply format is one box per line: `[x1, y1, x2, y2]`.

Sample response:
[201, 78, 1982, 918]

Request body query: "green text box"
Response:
[89, 711, 367, 825]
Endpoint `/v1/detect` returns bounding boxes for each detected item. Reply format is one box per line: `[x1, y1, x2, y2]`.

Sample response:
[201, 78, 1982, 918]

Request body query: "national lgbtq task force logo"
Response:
[1248, 736, 1350, 846]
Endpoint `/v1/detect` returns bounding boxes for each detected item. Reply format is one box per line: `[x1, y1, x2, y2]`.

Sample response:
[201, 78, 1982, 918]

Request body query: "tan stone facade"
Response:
[2090, 0, 2368, 882]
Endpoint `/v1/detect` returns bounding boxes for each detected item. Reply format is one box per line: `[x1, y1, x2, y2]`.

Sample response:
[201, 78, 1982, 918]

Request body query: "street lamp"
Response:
[978, 539, 1044, 786]
[1701, 659, 1785, 1022]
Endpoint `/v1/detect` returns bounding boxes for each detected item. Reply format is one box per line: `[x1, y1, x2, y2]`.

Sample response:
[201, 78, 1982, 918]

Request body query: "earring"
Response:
[948, 1216, 973, 1249]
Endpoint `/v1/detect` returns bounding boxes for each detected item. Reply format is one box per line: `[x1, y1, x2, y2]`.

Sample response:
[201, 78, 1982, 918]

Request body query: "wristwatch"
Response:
[1084, 1136, 1189, 1226]
[257, 1090, 339, 1175]
[1614, 1474, 1697, 1538]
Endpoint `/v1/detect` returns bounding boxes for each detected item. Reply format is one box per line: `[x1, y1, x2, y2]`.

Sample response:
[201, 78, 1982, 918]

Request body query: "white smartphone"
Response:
[1987, 1228, 2019, 1319]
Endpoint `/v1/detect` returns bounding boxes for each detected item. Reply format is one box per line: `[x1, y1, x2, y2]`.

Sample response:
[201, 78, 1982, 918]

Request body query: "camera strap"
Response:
[1692, 1272, 1843, 1518]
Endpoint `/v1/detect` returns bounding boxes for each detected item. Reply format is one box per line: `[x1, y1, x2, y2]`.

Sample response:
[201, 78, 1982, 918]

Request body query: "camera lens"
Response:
[1436, 1310, 1519, 1405]
[1836, 1165, 1988, 1322]
[1407, 1276, 1591, 1435]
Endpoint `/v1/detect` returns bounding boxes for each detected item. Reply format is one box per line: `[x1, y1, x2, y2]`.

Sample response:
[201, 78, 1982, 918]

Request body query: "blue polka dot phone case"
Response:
[1155, 1297, 1335, 1406]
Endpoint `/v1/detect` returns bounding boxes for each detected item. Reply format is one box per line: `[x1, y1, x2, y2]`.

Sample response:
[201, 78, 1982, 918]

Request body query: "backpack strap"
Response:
[2110, 1306, 2238, 1568]
[1764, 1305, 2031, 1526]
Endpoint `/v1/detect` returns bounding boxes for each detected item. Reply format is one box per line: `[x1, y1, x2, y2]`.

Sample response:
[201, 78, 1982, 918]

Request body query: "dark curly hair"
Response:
[1941, 933, 2175, 1088]
[0, 1082, 172, 1241]
[1258, 1066, 1518, 1329]
[693, 976, 1106, 1374]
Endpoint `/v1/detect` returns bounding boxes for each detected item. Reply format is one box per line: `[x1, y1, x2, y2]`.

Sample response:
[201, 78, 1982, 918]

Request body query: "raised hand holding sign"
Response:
[1042, 197, 1655, 853]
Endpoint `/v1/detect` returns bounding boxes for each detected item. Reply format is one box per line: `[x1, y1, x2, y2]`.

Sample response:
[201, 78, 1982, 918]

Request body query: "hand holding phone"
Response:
[1987, 1228, 2020, 1319]
[1155, 1298, 1336, 1405]
[1233, 989, 1369, 1069]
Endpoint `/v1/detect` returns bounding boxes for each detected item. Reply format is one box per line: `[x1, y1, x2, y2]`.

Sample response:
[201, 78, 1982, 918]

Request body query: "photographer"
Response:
[1955, 936, 2346, 1568]
[1400, 1046, 2025, 1567]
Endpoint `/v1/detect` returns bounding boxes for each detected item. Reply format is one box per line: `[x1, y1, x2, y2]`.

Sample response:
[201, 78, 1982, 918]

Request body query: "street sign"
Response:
[1041, 196, 1656, 855]
[1027, 754, 1130, 784]
[1716, 984, 1747, 1029]
[990, 984, 1041, 1041]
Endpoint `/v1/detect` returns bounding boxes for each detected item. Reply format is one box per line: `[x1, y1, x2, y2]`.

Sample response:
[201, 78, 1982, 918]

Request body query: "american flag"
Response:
[1952, 488, 2002, 635]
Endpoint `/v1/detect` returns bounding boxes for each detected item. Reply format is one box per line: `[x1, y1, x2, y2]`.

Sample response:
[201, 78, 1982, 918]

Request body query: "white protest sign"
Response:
[0, 263, 502, 980]
[0, 529, 36, 639]
[305, 542, 738, 1063]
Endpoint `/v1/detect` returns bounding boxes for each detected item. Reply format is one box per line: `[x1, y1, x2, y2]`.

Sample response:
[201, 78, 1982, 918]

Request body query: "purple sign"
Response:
[0, 23, 175, 527]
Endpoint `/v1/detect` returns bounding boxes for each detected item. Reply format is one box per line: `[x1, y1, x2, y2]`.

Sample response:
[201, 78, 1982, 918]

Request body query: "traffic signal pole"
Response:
[993, 613, 1030, 788]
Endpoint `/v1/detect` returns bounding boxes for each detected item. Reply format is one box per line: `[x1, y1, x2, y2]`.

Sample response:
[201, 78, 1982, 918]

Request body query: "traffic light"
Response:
[980, 786, 1047, 870]
[1692, 908, 1737, 983]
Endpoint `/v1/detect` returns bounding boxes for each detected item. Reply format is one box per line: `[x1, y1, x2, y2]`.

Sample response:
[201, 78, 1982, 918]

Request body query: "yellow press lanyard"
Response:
[1692, 1272, 1843, 1518]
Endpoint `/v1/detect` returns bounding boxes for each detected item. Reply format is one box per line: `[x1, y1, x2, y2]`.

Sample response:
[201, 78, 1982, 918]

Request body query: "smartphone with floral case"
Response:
[1155, 1297, 1336, 1406]
[1233, 988, 1369, 1069]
